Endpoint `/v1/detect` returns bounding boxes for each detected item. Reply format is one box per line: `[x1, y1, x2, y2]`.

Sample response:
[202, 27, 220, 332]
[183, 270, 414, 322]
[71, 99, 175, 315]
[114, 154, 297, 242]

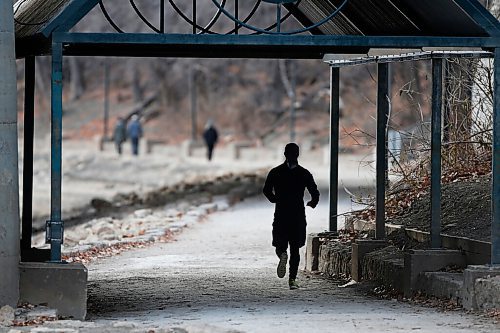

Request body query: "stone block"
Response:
[361, 246, 405, 291]
[229, 141, 253, 160]
[417, 272, 463, 302]
[305, 234, 320, 272]
[351, 239, 387, 282]
[146, 139, 166, 154]
[19, 262, 88, 320]
[462, 265, 500, 310]
[318, 241, 352, 279]
[0, 305, 15, 326]
[404, 249, 466, 297]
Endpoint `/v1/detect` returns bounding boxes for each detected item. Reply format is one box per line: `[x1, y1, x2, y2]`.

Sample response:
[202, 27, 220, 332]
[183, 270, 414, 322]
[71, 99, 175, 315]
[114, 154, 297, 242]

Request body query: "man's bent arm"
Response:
[306, 172, 320, 207]
[263, 171, 277, 203]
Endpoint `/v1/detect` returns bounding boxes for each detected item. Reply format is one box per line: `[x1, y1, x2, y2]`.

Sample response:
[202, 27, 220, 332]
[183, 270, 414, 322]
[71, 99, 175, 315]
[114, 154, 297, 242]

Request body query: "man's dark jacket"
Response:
[263, 163, 320, 248]
[203, 126, 218, 147]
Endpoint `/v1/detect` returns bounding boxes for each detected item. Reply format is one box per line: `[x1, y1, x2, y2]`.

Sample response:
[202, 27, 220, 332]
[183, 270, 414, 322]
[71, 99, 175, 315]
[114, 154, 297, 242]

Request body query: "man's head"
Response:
[284, 143, 299, 162]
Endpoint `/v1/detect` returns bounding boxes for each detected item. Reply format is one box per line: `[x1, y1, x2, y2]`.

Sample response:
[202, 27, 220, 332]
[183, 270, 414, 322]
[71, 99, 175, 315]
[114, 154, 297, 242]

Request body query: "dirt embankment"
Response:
[388, 175, 492, 241]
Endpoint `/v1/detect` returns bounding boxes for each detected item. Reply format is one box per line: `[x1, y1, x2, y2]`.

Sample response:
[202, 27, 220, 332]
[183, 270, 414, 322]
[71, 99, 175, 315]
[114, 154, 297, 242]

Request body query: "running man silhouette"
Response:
[263, 143, 320, 289]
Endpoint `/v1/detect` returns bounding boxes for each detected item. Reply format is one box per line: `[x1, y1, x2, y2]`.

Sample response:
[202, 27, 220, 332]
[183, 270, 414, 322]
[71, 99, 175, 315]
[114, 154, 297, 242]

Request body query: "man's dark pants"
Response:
[275, 243, 300, 280]
[131, 137, 139, 155]
[207, 144, 214, 161]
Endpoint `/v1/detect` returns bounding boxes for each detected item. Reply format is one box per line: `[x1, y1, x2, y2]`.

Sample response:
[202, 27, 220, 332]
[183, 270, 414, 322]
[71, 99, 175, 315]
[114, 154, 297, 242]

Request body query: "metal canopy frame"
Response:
[324, 51, 494, 67]
[14, 0, 500, 265]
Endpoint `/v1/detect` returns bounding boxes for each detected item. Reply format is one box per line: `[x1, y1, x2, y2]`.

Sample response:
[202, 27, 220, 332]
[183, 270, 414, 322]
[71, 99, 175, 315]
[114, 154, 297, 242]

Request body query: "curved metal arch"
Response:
[97, 0, 303, 35]
[210, 0, 349, 35]
[248, 1, 299, 35]
[130, 0, 161, 33]
[203, 0, 228, 32]
[99, 0, 124, 33]
[224, 0, 262, 35]
[168, 0, 297, 35]
[168, 0, 229, 34]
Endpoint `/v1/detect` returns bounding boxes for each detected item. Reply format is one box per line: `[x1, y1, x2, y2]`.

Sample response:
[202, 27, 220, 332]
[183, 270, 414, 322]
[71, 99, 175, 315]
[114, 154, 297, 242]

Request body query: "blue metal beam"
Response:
[453, 0, 500, 37]
[42, 0, 100, 37]
[431, 58, 443, 249]
[376, 63, 390, 240]
[493, 48, 500, 265]
[329, 66, 340, 232]
[52, 32, 500, 49]
[48, 41, 64, 263]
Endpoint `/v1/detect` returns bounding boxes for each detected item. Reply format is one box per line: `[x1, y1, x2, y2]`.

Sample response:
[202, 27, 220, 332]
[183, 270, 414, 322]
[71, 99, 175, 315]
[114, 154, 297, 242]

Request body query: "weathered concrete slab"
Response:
[462, 265, 500, 310]
[181, 139, 204, 157]
[305, 233, 320, 272]
[19, 262, 88, 320]
[417, 272, 463, 302]
[351, 239, 387, 282]
[404, 249, 466, 296]
[362, 245, 405, 291]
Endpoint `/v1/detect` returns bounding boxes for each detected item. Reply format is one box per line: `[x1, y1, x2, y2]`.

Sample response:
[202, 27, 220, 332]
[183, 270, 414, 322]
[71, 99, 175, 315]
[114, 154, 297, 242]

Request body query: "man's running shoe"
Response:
[277, 252, 288, 278]
[289, 279, 299, 290]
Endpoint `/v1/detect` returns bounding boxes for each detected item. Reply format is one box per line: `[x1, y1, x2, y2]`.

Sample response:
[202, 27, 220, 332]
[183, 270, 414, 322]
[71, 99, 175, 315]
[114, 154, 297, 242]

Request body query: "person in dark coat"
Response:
[113, 117, 127, 155]
[127, 114, 143, 156]
[202, 121, 218, 161]
[263, 143, 320, 290]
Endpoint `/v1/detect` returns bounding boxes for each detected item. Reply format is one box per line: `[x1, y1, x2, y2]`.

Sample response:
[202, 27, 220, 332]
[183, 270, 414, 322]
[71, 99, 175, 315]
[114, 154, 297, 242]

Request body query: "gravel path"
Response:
[86, 197, 499, 333]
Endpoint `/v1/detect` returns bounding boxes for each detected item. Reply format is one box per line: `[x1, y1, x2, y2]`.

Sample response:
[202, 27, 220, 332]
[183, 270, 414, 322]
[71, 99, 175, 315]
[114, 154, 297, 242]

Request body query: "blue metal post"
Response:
[48, 42, 64, 262]
[329, 66, 340, 232]
[160, 0, 165, 33]
[492, 48, 500, 265]
[376, 63, 390, 240]
[234, 0, 239, 34]
[192, 0, 197, 34]
[431, 58, 443, 249]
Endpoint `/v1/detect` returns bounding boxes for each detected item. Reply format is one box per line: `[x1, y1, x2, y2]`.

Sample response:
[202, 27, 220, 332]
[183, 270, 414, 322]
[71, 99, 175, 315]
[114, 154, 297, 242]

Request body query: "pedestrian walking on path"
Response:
[202, 120, 218, 161]
[263, 142, 320, 290]
[127, 114, 143, 156]
[113, 117, 127, 155]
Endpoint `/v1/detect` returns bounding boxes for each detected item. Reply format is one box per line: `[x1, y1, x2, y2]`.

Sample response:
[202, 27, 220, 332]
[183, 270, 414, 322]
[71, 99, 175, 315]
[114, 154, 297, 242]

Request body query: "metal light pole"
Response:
[0, 0, 20, 306]
[189, 66, 198, 141]
[289, 61, 296, 142]
[103, 60, 110, 139]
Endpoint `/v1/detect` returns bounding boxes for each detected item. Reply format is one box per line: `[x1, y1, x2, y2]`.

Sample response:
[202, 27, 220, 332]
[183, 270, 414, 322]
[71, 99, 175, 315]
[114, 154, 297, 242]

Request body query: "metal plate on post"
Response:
[45, 220, 64, 245]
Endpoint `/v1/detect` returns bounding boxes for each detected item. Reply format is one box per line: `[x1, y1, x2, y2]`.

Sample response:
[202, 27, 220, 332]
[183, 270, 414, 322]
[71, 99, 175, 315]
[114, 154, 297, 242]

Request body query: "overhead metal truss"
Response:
[13, 0, 500, 266]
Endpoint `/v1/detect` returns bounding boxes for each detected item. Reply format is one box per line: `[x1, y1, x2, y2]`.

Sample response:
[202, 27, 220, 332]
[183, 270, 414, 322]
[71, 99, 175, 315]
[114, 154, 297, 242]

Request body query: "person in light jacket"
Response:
[127, 114, 143, 156]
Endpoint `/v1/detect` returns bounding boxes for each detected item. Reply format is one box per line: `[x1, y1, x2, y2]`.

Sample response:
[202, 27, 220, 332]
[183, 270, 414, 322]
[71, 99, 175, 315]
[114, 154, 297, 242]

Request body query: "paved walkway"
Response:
[84, 197, 499, 333]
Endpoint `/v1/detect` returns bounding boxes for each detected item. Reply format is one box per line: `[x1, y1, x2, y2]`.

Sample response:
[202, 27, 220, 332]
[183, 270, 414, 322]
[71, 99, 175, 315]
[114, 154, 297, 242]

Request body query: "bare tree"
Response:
[68, 57, 86, 101]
